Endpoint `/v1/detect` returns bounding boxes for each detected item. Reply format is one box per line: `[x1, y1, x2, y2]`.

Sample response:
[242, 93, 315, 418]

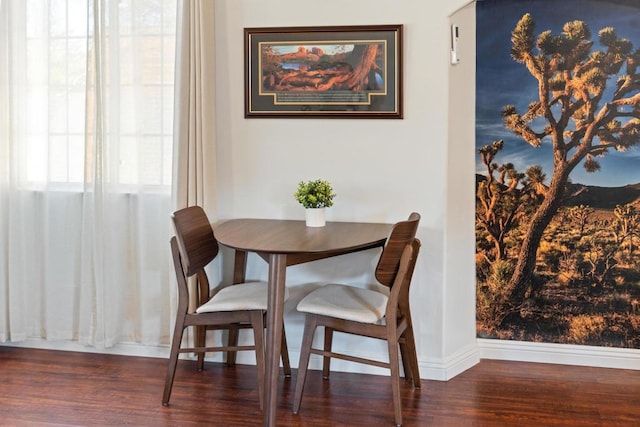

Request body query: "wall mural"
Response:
[475, 0, 640, 348]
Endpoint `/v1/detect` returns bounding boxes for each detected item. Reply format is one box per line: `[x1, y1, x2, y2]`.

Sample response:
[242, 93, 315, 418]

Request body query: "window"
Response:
[21, 0, 176, 188]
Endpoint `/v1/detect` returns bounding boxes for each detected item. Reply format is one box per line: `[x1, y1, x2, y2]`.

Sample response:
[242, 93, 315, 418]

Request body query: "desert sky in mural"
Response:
[476, 0, 640, 347]
[477, 0, 640, 187]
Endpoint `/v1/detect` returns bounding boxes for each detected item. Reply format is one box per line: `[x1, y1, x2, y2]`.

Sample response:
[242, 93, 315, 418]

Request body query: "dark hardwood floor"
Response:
[1, 346, 639, 426]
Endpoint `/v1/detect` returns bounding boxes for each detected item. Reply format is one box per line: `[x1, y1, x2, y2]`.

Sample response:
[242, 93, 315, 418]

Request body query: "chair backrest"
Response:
[170, 235, 191, 309]
[375, 212, 420, 288]
[172, 206, 219, 277]
[386, 238, 421, 320]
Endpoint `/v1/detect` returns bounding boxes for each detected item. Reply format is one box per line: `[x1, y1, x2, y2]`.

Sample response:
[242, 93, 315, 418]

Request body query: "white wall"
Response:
[445, 1, 477, 374]
[11, 0, 638, 375]
[212, 0, 478, 380]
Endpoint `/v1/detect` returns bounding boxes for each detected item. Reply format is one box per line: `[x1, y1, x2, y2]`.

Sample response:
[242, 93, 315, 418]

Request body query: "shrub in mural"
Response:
[476, 0, 640, 348]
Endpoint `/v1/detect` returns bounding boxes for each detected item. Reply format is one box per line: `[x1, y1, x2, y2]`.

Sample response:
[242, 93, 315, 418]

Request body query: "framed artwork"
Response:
[244, 25, 403, 119]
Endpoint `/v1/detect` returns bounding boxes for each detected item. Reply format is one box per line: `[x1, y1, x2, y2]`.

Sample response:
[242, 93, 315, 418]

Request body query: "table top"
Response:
[214, 218, 392, 255]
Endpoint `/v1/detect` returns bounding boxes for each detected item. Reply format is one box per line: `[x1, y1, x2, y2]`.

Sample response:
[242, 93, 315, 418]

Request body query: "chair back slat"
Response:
[386, 238, 421, 318]
[375, 212, 420, 288]
[172, 206, 219, 277]
[170, 236, 191, 311]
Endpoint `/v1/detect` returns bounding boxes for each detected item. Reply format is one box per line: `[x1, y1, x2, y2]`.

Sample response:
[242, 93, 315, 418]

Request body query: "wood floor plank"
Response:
[1, 346, 639, 426]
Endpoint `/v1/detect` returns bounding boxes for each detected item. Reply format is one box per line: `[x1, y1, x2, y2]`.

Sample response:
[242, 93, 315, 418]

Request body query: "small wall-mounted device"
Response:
[450, 24, 460, 65]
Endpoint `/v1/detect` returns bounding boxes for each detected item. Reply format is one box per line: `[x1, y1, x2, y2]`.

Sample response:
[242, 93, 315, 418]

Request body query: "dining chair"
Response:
[292, 212, 421, 427]
[162, 206, 291, 408]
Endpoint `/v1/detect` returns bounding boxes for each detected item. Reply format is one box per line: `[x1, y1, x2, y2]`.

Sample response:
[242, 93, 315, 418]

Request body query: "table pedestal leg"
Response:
[264, 253, 287, 427]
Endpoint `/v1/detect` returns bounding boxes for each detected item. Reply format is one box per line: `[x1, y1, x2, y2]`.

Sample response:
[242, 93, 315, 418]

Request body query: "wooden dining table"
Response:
[214, 218, 392, 427]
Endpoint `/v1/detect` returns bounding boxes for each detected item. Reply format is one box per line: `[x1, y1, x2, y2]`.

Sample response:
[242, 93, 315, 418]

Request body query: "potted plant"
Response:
[294, 179, 336, 227]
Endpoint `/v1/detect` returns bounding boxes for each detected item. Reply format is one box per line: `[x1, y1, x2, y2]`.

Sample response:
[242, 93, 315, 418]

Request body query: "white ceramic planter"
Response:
[305, 208, 326, 227]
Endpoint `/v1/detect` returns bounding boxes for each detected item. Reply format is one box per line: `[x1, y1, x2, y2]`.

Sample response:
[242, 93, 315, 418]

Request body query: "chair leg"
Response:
[292, 315, 318, 414]
[162, 316, 186, 405]
[399, 339, 411, 382]
[322, 326, 334, 379]
[250, 311, 265, 411]
[401, 320, 421, 388]
[387, 334, 403, 427]
[195, 325, 207, 371]
[280, 325, 292, 378]
[226, 325, 240, 367]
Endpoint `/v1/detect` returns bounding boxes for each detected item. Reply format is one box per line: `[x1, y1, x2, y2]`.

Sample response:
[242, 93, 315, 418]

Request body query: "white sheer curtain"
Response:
[0, 0, 177, 348]
[172, 0, 216, 213]
[172, 0, 217, 325]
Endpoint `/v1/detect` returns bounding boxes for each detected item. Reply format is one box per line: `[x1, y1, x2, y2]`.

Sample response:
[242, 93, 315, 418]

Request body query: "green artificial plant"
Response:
[294, 179, 336, 209]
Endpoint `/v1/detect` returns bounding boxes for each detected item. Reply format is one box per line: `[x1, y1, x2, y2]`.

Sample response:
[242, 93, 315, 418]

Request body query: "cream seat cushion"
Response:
[196, 282, 289, 313]
[296, 283, 388, 324]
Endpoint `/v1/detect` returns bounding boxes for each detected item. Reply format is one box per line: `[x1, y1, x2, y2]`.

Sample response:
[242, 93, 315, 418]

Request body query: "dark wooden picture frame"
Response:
[244, 25, 403, 119]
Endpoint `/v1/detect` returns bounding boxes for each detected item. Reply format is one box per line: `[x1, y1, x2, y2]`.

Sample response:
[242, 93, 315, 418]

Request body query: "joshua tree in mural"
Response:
[476, 139, 545, 262]
[613, 203, 640, 256]
[502, 13, 640, 313]
[567, 204, 594, 235]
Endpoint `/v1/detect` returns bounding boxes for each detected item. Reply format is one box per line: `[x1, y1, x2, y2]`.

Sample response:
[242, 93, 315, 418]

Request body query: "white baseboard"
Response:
[478, 338, 640, 370]
[281, 342, 481, 381]
[1, 339, 172, 359]
[425, 343, 480, 381]
[0, 338, 479, 381]
[7, 338, 636, 381]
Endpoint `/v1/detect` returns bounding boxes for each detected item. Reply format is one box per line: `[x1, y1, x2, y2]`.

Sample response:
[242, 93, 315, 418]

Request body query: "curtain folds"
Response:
[172, 0, 217, 214]
[0, 0, 177, 348]
[172, 0, 217, 315]
[0, 0, 11, 341]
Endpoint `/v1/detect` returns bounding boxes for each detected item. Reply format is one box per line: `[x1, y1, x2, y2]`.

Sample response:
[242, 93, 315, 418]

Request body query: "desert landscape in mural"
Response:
[475, 1, 640, 348]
